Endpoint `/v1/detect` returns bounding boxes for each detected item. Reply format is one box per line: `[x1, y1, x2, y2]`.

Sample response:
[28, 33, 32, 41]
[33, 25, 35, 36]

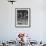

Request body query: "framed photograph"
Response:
[15, 8, 31, 28]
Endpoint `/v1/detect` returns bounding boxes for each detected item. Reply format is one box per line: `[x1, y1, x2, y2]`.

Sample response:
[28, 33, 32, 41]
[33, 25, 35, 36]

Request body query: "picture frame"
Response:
[15, 8, 31, 28]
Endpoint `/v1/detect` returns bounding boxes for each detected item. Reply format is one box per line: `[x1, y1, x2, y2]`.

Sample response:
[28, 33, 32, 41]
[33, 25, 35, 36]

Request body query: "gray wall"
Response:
[0, 0, 46, 42]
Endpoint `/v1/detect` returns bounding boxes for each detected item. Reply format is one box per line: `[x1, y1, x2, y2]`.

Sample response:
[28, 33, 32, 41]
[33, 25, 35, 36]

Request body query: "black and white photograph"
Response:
[15, 8, 31, 27]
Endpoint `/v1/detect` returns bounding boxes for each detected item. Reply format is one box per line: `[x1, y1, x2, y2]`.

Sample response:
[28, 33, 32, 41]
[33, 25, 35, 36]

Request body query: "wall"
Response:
[0, 0, 46, 42]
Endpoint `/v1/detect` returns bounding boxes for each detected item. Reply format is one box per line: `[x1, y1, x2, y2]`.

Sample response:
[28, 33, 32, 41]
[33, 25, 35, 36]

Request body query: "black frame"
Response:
[15, 8, 31, 28]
